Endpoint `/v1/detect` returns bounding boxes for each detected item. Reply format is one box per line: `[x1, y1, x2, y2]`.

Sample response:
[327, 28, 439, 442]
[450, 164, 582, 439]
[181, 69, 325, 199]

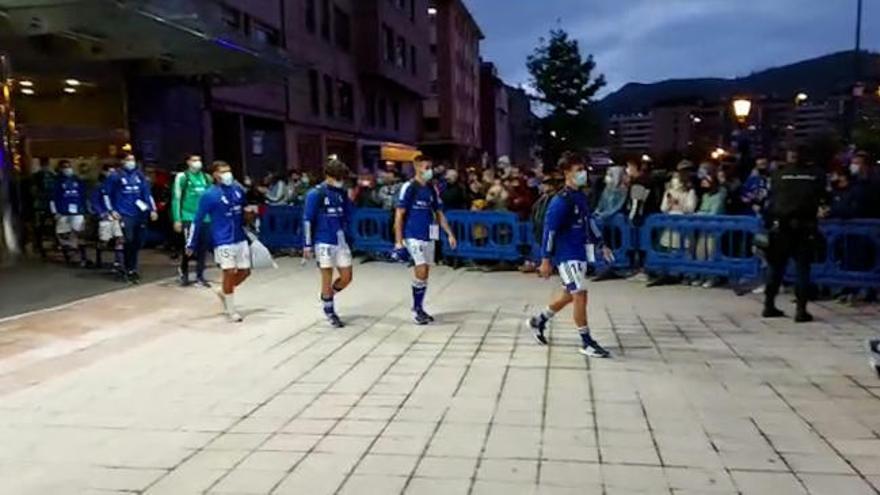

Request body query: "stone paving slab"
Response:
[0, 259, 879, 494]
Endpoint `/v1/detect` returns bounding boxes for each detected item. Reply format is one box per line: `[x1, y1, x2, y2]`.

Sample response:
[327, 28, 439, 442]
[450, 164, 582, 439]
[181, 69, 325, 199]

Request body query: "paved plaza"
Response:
[1, 260, 879, 495]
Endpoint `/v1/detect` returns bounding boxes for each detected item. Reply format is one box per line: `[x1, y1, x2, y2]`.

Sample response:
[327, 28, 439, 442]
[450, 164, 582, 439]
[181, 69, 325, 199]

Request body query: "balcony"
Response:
[0, 0, 298, 81]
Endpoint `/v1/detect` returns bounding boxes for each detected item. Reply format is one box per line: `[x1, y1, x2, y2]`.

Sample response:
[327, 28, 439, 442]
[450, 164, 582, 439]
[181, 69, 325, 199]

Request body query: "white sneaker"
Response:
[226, 311, 243, 323]
[751, 285, 766, 295]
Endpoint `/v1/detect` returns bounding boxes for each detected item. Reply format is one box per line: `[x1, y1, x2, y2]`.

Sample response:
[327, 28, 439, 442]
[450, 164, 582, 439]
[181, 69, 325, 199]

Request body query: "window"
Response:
[324, 74, 334, 117]
[392, 100, 400, 131]
[378, 97, 388, 128]
[320, 0, 331, 40]
[308, 70, 320, 116]
[424, 117, 439, 133]
[338, 80, 354, 121]
[221, 5, 242, 30]
[305, 0, 316, 33]
[333, 5, 351, 51]
[410, 46, 417, 75]
[410, 0, 416, 21]
[382, 25, 394, 63]
[252, 21, 280, 46]
[365, 93, 377, 127]
[396, 36, 406, 68]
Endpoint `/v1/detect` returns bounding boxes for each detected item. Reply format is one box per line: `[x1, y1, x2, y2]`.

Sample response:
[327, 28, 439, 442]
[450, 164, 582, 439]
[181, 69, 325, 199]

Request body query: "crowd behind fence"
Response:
[258, 206, 880, 292]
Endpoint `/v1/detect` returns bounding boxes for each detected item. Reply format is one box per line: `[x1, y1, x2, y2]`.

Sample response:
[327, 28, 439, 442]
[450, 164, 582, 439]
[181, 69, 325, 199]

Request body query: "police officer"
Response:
[762, 150, 825, 323]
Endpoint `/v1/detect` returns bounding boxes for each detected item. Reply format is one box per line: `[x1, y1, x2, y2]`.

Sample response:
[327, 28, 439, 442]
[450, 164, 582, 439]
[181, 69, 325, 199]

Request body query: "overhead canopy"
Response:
[380, 143, 420, 163]
[0, 0, 299, 81]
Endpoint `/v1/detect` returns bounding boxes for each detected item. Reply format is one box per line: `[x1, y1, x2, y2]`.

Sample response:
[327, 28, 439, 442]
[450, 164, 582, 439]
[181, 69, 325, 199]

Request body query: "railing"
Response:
[258, 206, 880, 289]
[640, 214, 762, 281]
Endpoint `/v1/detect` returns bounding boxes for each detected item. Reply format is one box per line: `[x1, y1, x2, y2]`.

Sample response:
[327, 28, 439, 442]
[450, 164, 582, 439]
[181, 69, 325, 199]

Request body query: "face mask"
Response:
[850, 163, 861, 176]
[301, 176, 310, 186]
[123, 160, 136, 171]
[219, 171, 234, 186]
[61, 168, 74, 177]
[189, 161, 203, 172]
[604, 175, 613, 185]
[422, 169, 434, 181]
[573, 170, 588, 187]
[671, 177, 682, 189]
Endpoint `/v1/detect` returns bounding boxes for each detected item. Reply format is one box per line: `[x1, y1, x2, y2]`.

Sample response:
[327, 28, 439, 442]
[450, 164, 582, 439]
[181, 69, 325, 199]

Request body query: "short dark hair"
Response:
[325, 159, 350, 180]
[557, 151, 584, 171]
[212, 160, 231, 173]
[413, 154, 431, 163]
[58, 159, 71, 167]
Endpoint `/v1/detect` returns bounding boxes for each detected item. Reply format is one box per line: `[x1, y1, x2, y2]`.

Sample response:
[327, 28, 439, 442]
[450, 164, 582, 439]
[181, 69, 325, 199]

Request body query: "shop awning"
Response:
[380, 143, 420, 163]
[0, 0, 299, 80]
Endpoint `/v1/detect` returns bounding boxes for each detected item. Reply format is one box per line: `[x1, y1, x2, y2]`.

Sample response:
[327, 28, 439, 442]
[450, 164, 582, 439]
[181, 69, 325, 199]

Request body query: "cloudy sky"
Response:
[467, 0, 880, 95]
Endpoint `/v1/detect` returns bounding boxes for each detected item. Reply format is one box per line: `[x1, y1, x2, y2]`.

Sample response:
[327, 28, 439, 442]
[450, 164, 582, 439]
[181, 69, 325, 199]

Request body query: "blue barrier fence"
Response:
[640, 214, 762, 281]
[258, 206, 879, 289]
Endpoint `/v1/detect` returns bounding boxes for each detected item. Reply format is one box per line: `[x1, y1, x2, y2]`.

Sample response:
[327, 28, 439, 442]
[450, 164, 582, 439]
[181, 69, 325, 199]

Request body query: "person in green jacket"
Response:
[172, 154, 212, 287]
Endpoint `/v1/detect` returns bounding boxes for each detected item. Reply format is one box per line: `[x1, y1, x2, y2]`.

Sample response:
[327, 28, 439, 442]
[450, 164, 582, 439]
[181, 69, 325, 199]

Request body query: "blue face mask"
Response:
[422, 169, 434, 181]
[573, 170, 588, 187]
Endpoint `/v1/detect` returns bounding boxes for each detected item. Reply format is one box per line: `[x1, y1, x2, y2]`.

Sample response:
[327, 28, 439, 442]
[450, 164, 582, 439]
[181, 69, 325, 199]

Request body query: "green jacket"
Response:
[172, 170, 211, 223]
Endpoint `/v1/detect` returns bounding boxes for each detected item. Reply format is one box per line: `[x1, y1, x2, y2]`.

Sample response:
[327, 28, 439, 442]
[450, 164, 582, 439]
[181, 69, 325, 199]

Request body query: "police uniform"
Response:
[763, 163, 825, 320]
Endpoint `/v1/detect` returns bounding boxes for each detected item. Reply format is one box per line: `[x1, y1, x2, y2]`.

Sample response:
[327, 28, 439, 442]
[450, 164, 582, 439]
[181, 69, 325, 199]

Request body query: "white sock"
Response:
[223, 293, 236, 314]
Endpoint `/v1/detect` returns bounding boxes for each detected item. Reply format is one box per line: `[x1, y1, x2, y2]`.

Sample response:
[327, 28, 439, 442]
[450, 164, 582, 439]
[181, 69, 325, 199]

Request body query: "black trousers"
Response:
[764, 223, 816, 311]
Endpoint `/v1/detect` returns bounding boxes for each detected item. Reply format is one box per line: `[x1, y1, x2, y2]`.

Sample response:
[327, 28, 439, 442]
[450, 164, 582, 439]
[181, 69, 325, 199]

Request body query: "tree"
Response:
[527, 28, 606, 167]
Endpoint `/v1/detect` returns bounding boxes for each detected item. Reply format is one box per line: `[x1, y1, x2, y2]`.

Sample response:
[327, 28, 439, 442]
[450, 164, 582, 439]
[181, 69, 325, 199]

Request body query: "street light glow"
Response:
[732, 98, 752, 122]
[427, 7, 437, 15]
[64, 79, 81, 87]
[20, 88, 35, 95]
[795, 92, 808, 103]
[63, 87, 77, 94]
[18, 80, 34, 87]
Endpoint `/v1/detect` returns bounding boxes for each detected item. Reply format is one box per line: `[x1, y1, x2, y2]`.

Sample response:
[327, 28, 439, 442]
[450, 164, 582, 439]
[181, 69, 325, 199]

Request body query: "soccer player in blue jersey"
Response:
[187, 162, 251, 322]
[303, 159, 355, 328]
[527, 152, 613, 357]
[394, 156, 457, 325]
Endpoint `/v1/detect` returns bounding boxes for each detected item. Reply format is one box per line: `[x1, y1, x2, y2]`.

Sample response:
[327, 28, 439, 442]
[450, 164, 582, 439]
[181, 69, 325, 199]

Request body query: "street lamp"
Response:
[795, 92, 808, 104]
[732, 98, 752, 123]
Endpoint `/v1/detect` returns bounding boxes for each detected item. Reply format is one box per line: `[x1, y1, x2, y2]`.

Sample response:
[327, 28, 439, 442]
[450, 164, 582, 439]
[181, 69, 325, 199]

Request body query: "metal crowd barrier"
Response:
[258, 206, 880, 290]
[259, 205, 303, 250]
[443, 210, 522, 262]
[350, 208, 395, 256]
[807, 219, 880, 289]
[640, 214, 762, 281]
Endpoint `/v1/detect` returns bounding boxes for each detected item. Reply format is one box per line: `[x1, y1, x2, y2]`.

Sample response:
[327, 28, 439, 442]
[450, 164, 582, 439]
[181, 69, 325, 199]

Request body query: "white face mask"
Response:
[219, 171, 234, 186]
[62, 168, 74, 177]
[189, 160, 203, 172]
[670, 177, 682, 190]
[850, 163, 861, 176]
[123, 160, 137, 171]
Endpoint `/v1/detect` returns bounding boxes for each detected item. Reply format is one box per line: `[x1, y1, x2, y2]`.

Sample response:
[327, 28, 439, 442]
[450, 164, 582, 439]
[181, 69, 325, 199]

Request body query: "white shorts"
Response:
[56, 215, 85, 235]
[558, 260, 588, 294]
[215, 241, 251, 270]
[98, 219, 123, 242]
[316, 241, 353, 269]
[405, 238, 435, 266]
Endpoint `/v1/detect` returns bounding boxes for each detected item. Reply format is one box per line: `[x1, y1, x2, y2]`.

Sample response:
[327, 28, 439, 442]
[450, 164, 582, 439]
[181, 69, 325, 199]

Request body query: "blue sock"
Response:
[114, 249, 124, 268]
[538, 307, 555, 324]
[412, 280, 427, 312]
[578, 327, 593, 347]
[322, 295, 335, 316]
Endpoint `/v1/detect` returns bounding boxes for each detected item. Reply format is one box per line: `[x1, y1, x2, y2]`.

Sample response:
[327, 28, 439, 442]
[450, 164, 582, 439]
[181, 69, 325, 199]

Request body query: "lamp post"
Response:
[732, 98, 754, 173]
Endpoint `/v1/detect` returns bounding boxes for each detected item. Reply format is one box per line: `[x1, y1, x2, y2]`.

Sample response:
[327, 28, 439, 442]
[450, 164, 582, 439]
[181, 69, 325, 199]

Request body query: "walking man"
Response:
[187, 161, 251, 322]
[303, 159, 355, 328]
[527, 152, 613, 357]
[394, 156, 457, 325]
[50, 160, 87, 266]
[104, 153, 157, 283]
[173, 153, 212, 287]
[90, 164, 124, 272]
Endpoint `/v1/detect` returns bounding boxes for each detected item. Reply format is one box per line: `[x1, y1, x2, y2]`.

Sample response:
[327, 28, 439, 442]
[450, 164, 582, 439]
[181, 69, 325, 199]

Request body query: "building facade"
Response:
[478, 62, 510, 163]
[506, 84, 538, 167]
[421, 0, 483, 165]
